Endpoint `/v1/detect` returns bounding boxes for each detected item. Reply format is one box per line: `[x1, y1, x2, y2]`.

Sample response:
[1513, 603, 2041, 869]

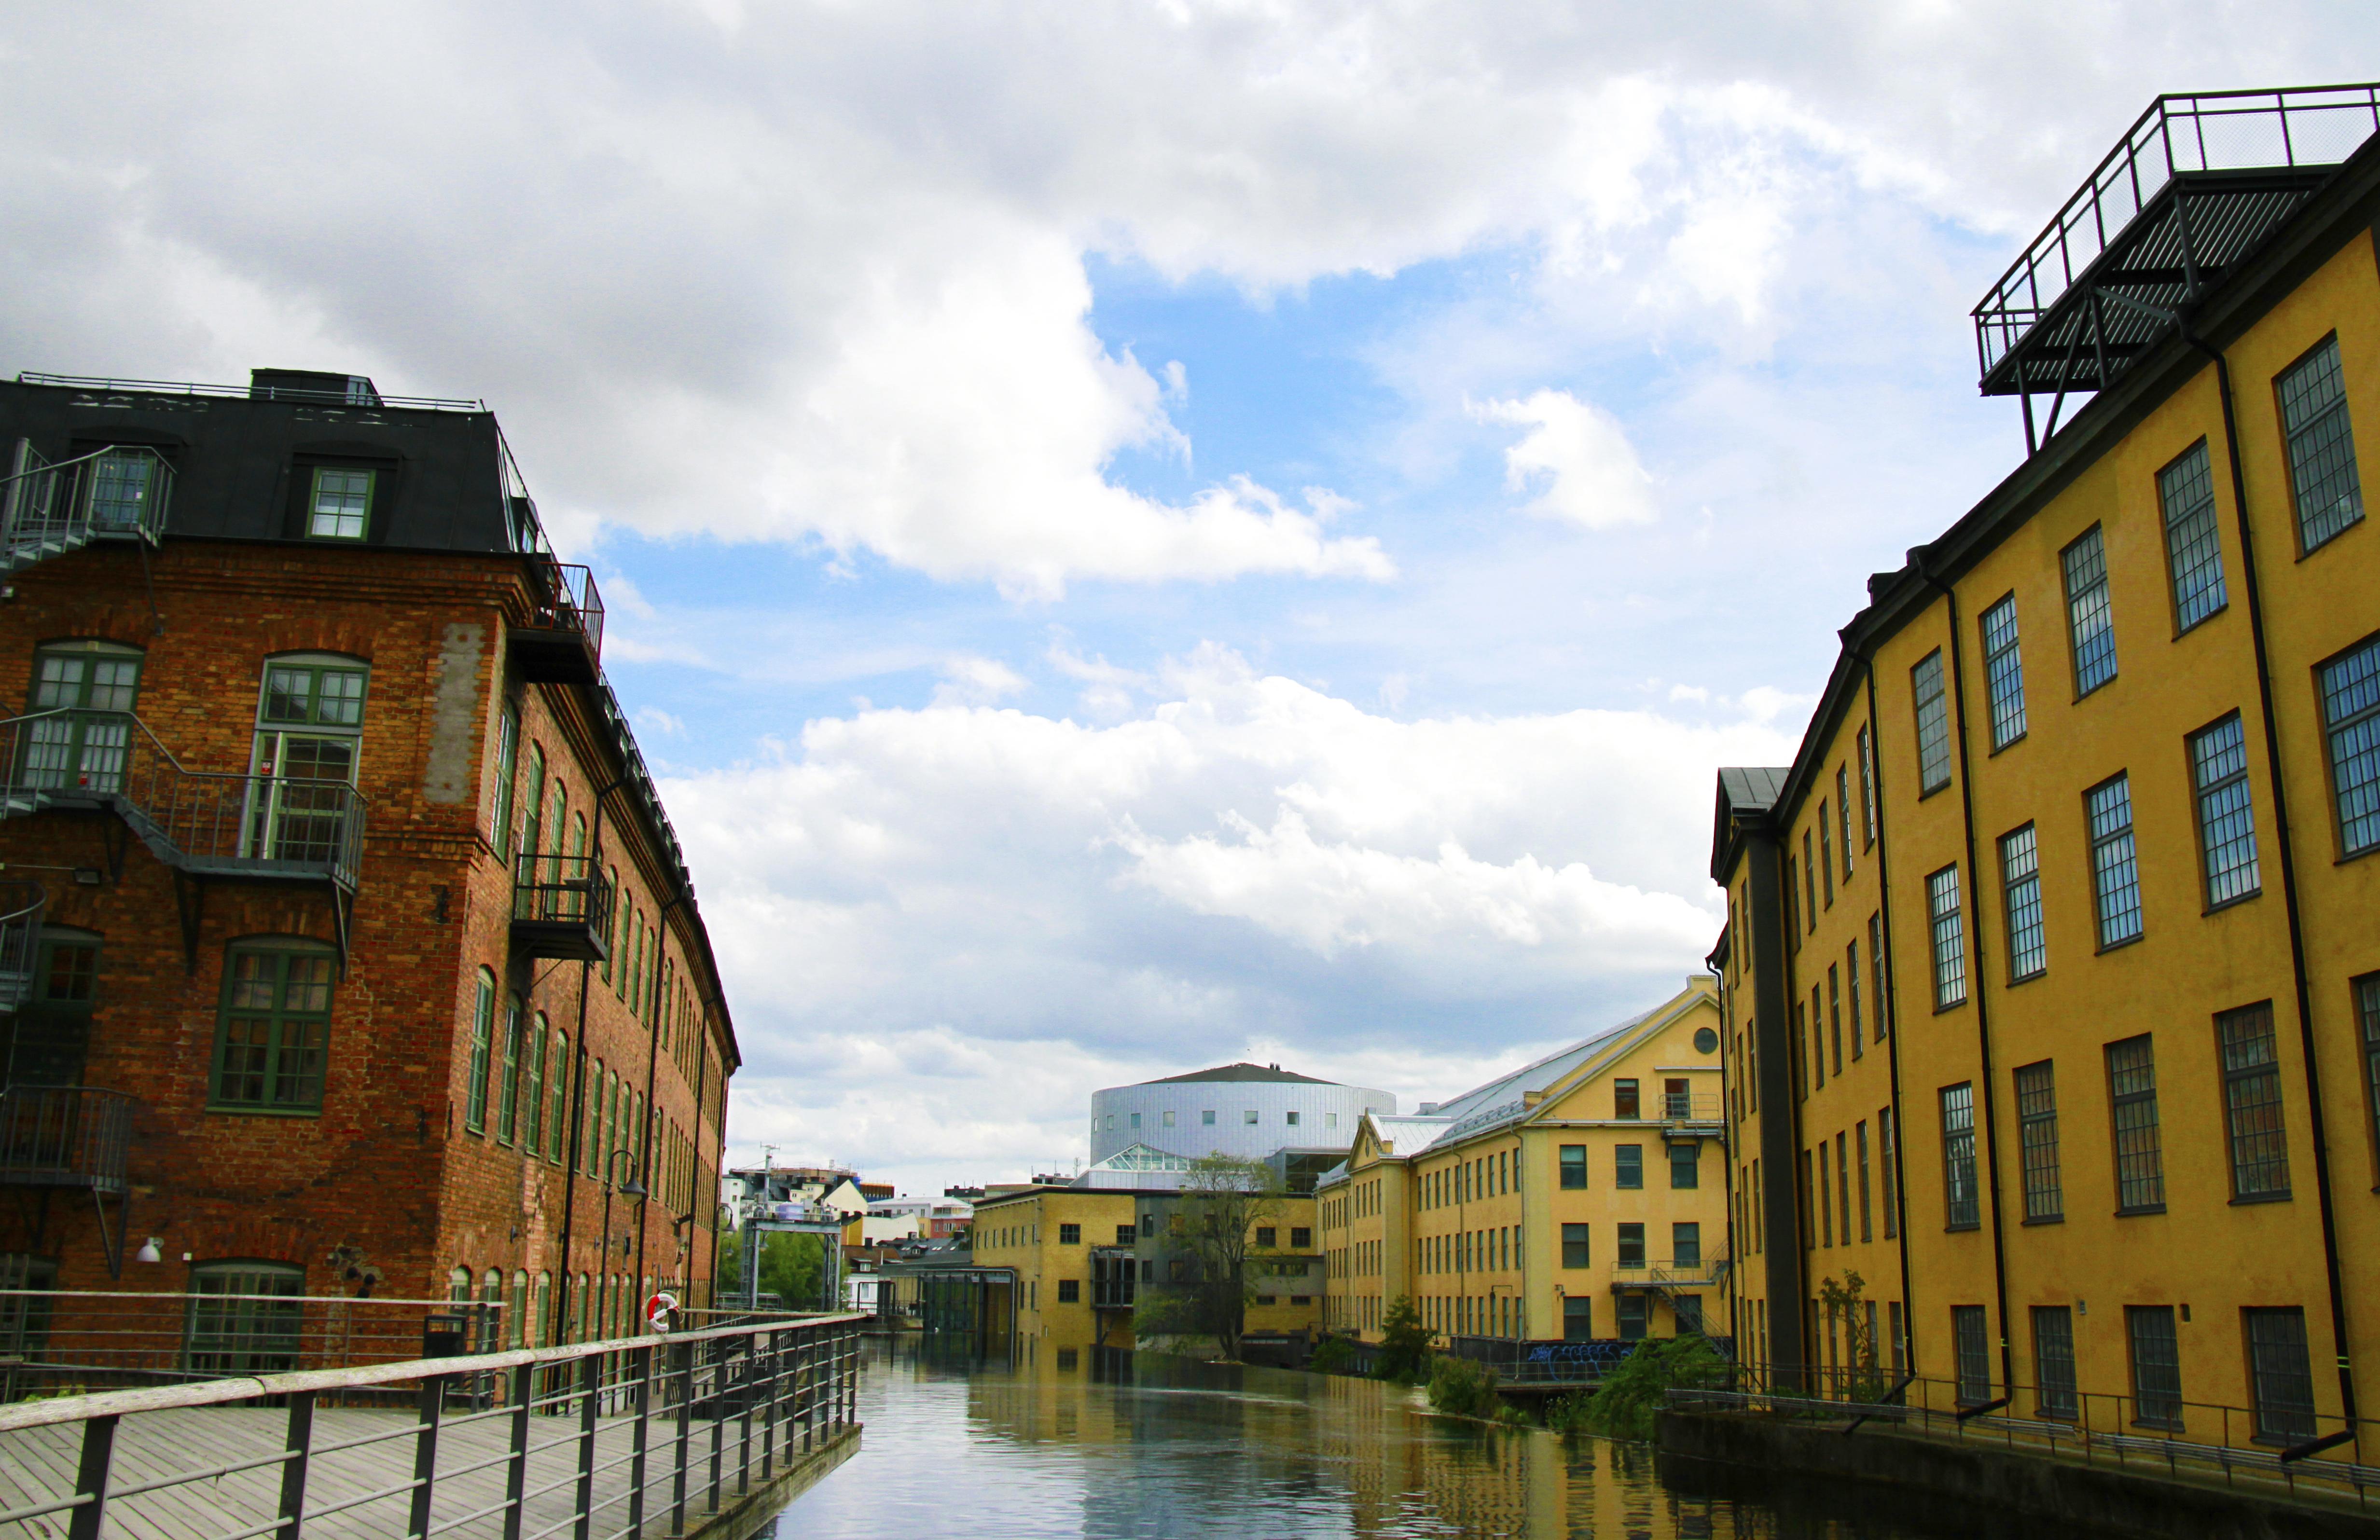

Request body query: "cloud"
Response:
[666, 646, 1798, 1185]
[929, 655, 1029, 708]
[1472, 390, 1659, 530]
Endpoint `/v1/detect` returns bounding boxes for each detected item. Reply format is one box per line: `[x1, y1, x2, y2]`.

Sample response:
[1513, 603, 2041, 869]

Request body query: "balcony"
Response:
[508, 561, 605, 687]
[1661, 1092, 1723, 1141]
[1609, 1255, 1731, 1294]
[1, 442, 174, 577]
[1089, 1248, 1137, 1311]
[510, 852, 614, 962]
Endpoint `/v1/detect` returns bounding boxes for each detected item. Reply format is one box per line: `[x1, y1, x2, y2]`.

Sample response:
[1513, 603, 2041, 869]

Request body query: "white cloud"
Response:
[929, 656, 1029, 708]
[1472, 390, 1659, 530]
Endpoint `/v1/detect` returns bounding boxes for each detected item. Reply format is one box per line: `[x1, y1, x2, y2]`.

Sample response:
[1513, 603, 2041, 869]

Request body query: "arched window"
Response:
[464, 968, 496, 1133]
[534, 1272, 551, 1348]
[496, 993, 523, 1144]
[448, 1266, 473, 1302]
[26, 640, 142, 793]
[519, 743, 546, 861]
[212, 937, 337, 1113]
[548, 1031, 570, 1162]
[509, 1270, 529, 1349]
[522, 1013, 547, 1158]
[490, 703, 520, 859]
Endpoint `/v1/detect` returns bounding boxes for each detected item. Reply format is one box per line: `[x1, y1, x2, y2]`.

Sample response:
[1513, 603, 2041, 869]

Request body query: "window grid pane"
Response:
[2033, 1306, 2078, 1420]
[1940, 1083, 1979, 1229]
[2280, 337, 2364, 551]
[2158, 444, 2228, 631]
[1952, 1306, 1991, 1404]
[2218, 1004, 2291, 1199]
[2129, 1306, 2184, 1429]
[1927, 865, 1966, 1008]
[2363, 976, 2380, 1171]
[2190, 715, 2261, 906]
[1980, 596, 2027, 748]
[214, 949, 334, 1112]
[2000, 824, 2046, 981]
[2106, 1035, 2165, 1211]
[2321, 637, 2380, 856]
[2088, 775, 2144, 946]
[1912, 652, 1953, 793]
[2015, 1060, 2062, 1222]
[2063, 527, 2118, 694]
[309, 468, 371, 540]
[2246, 1308, 2318, 1441]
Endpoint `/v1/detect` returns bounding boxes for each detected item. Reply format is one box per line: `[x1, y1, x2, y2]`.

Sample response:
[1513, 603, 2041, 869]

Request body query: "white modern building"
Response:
[1087, 1062, 1394, 1166]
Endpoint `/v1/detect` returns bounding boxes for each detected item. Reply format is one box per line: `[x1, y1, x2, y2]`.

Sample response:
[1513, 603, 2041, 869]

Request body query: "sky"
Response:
[2, 2, 2372, 1196]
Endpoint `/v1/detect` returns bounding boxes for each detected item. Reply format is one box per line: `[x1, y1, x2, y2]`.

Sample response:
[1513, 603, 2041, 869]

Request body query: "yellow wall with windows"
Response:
[971, 1186, 1138, 1352]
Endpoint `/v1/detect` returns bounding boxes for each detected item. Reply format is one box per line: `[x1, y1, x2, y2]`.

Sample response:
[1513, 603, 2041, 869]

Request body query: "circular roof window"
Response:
[1693, 1026, 1719, 1054]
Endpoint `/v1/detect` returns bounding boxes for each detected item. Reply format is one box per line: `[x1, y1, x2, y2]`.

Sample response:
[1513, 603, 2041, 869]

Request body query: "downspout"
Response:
[637, 887, 693, 1315]
[1916, 560, 2018, 1398]
[1859, 645, 1921, 1376]
[553, 775, 625, 1346]
[2188, 332, 2358, 1432]
[1777, 817, 1810, 1382]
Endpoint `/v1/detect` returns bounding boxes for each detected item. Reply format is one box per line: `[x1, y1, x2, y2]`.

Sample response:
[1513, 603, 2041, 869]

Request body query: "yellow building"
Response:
[1129, 1189, 1325, 1348]
[969, 1184, 1141, 1355]
[1712, 87, 2380, 1453]
[1319, 978, 1729, 1347]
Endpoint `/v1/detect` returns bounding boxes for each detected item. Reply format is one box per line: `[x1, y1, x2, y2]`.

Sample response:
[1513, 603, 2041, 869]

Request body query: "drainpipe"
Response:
[1858, 646, 1920, 1376]
[2186, 331, 2358, 1434]
[1915, 560, 2018, 1399]
[637, 887, 693, 1318]
[553, 775, 625, 1347]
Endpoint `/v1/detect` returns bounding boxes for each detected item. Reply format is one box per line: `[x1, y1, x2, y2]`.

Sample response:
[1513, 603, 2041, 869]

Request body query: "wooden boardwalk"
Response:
[0, 1402, 856, 1540]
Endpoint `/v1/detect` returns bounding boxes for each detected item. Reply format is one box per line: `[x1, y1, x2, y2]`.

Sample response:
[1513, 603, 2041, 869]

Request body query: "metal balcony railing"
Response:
[510, 560, 605, 685]
[1608, 1255, 1730, 1290]
[1662, 1093, 1723, 1122]
[511, 851, 616, 961]
[0, 441, 173, 576]
[0, 710, 365, 891]
[0, 1086, 133, 1195]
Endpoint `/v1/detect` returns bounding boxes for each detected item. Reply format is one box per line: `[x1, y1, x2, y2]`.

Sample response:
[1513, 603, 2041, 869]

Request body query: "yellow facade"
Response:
[1320, 980, 1730, 1348]
[1713, 138, 2380, 1450]
[970, 1185, 1139, 1353]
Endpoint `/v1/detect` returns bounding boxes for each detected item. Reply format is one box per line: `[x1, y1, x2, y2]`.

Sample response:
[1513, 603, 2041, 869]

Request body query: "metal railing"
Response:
[531, 560, 605, 663]
[1973, 85, 2380, 378]
[0, 442, 173, 573]
[1608, 1256, 1730, 1289]
[1684, 1361, 2380, 1509]
[15, 371, 486, 413]
[0, 1312, 863, 1540]
[1661, 1093, 1722, 1122]
[0, 709, 366, 890]
[0, 1089, 134, 1196]
[0, 881, 41, 1011]
[513, 851, 616, 931]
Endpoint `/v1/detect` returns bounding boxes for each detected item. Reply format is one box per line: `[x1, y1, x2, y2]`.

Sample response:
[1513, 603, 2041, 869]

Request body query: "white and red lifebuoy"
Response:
[646, 1291, 679, 1334]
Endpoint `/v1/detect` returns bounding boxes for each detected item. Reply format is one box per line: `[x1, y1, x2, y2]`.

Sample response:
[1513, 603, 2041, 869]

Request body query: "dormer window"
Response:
[308, 468, 373, 540]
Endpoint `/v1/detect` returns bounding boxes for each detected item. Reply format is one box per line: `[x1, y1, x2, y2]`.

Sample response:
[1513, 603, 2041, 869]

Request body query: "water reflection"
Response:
[765, 1339, 2029, 1539]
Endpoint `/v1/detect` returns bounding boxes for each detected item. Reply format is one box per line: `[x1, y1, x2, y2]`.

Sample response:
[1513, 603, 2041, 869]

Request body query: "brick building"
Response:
[0, 367, 738, 1358]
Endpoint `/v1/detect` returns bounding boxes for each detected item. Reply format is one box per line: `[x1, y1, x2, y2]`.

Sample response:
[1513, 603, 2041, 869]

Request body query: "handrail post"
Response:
[276, 1389, 316, 1540]
[671, 1338, 694, 1536]
[573, 1350, 600, 1540]
[706, 1339, 726, 1514]
[503, 1363, 532, 1540]
[736, 1334, 756, 1496]
[626, 1343, 653, 1540]
[66, 1411, 118, 1540]
[407, 1374, 445, 1540]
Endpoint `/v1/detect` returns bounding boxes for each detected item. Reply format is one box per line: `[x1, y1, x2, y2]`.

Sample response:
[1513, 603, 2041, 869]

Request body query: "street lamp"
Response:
[596, 1151, 648, 1339]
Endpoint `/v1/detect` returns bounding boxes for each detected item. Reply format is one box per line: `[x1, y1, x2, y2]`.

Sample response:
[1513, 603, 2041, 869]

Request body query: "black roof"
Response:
[1144, 1062, 1333, 1086]
[1710, 768, 1789, 882]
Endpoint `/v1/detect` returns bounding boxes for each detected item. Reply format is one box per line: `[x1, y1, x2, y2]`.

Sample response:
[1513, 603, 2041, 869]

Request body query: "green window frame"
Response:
[519, 744, 546, 866]
[548, 1031, 570, 1163]
[26, 640, 142, 795]
[464, 968, 496, 1134]
[185, 1262, 304, 1375]
[496, 993, 524, 1144]
[306, 467, 373, 541]
[522, 1013, 547, 1158]
[9, 931, 99, 1087]
[211, 941, 335, 1114]
[491, 705, 519, 860]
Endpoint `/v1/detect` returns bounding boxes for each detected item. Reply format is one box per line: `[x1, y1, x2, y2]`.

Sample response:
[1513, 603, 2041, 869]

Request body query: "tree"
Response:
[1816, 1270, 1888, 1402]
[717, 1229, 826, 1311]
[1580, 1334, 1729, 1439]
[1375, 1295, 1432, 1382]
[1131, 1155, 1283, 1360]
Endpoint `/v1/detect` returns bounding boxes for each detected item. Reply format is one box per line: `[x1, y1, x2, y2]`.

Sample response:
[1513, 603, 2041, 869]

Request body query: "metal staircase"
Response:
[0, 710, 363, 970]
[0, 441, 173, 578]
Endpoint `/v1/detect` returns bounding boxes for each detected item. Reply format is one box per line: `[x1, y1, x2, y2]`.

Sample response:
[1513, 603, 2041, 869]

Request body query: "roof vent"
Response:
[1268, 1063, 1280, 1071]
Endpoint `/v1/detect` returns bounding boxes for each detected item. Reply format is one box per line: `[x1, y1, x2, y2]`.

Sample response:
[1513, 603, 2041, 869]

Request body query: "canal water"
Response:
[761, 1340, 2040, 1539]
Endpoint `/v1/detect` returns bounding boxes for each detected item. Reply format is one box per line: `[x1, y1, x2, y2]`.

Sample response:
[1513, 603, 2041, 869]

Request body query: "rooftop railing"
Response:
[14, 371, 486, 412]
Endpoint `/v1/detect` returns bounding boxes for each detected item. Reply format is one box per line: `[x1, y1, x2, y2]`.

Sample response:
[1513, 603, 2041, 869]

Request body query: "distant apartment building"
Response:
[1318, 978, 1727, 1346]
[1711, 87, 2380, 1452]
[0, 367, 737, 1355]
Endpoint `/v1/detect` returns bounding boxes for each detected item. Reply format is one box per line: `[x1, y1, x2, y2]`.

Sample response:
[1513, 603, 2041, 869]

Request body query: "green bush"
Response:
[1306, 1334, 1356, 1375]
[1580, 1334, 1729, 1440]
[1426, 1354, 1502, 1420]
[1544, 1390, 1597, 1436]
[1374, 1295, 1432, 1382]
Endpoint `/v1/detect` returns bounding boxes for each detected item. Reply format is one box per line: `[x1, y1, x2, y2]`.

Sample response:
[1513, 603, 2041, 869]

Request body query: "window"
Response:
[1055, 1222, 1080, 1245]
[2362, 976, 2380, 1172]
[2218, 1003, 2290, 1200]
[26, 640, 143, 794]
[252, 657, 367, 864]
[548, 1030, 570, 1162]
[2087, 774, 2144, 947]
[1202, 1110, 1216, 1126]
[1837, 766, 1854, 878]
[2186, 713, 2262, 907]
[1855, 1120, 1873, 1242]
[1614, 1079, 1639, 1119]
[212, 941, 335, 1112]
[2062, 525, 2118, 695]
[1827, 966, 1842, 1076]
[1669, 1142, 1698, 1189]
[1616, 1223, 1645, 1266]
[1244, 1109, 1258, 1125]
[1672, 1222, 1700, 1268]
[2154, 447, 2233, 641]
[2015, 1060, 2062, 1222]
[1927, 864, 1966, 1008]
[2319, 636, 2380, 861]
[185, 1263, 304, 1375]
[305, 467, 374, 540]
[2106, 1034, 2166, 1212]
[1940, 1084, 1979, 1229]
[86, 447, 163, 532]
[1858, 724, 1877, 847]
[1912, 650, 1953, 794]
[2033, 1307, 2078, 1420]
[1162, 1109, 1175, 1128]
[1986, 823, 2047, 985]
[2127, 1306, 2183, 1429]
[1285, 1110, 1300, 1127]
[2246, 1308, 2318, 1442]
[1952, 1306, 1991, 1404]
[1846, 941, 1863, 1059]
[1615, 1145, 1643, 1189]
[496, 994, 522, 1144]
[1130, 1112, 1140, 1129]
[10, 931, 99, 1087]
[2278, 335, 2364, 551]
[1811, 987, 1824, 1086]
[1819, 803, 1834, 906]
[1563, 1296, 1594, 1340]
[1869, 913, 1888, 1040]
[1254, 1227, 1276, 1248]
[1290, 1227, 1310, 1249]
[1980, 594, 2027, 748]
[1055, 1279, 1080, 1304]
[1559, 1144, 1587, 1189]
[1803, 831, 1817, 926]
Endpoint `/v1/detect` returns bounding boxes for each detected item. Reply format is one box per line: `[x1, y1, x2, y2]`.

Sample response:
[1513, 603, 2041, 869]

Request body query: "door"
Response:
[24, 644, 140, 793]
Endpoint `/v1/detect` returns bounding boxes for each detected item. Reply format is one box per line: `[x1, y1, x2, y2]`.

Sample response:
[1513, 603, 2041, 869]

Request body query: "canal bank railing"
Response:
[0, 1310, 864, 1539]
[1670, 1376, 2380, 1512]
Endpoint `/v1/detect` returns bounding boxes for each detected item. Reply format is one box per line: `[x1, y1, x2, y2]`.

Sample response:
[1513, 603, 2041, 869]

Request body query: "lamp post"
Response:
[597, 1150, 649, 1340]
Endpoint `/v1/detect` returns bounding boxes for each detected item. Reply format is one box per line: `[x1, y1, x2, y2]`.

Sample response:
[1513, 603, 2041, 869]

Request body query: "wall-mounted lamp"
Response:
[133, 1237, 163, 1264]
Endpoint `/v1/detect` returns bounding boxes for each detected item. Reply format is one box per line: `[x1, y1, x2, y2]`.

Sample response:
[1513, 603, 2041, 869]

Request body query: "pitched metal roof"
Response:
[1141, 1062, 1335, 1086]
